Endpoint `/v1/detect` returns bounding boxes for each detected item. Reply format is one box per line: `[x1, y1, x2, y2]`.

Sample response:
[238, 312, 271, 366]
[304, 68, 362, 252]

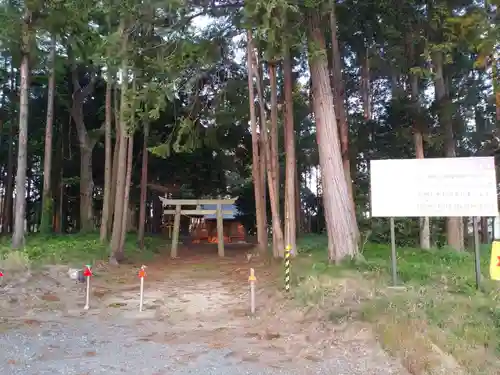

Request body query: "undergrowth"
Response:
[0, 233, 165, 269]
[293, 234, 500, 375]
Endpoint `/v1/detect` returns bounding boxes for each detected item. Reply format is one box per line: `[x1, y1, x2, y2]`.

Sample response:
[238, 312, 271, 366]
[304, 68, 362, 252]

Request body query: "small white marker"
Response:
[138, 265, 147, 312]
[248, 268, 256, 315]
[83, 265, 92, 310]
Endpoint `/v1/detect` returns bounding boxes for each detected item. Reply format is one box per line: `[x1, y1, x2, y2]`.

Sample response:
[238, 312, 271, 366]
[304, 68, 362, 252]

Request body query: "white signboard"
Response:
[370, 157, 498, 218]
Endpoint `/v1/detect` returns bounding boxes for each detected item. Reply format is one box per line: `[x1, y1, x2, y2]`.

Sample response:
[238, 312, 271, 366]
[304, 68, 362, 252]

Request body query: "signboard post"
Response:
[370, 157, 498, 288]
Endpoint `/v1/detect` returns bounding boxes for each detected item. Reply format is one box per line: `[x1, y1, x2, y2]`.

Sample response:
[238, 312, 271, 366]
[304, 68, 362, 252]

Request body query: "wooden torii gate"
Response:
[159, 197, 237, 258]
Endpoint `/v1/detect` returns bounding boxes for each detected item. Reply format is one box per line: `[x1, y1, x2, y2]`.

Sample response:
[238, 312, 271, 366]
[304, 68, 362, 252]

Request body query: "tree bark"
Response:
[41, 35, 57, 234]
[269, 61, 280, 257]
[251, 43, 285, 257]
[53, 119, 64, 233]
[109, 22, 129, 263]
[26, 163, 32, 231]
[138, 121, 149, 249]
[246, 30, 267, 253]
[119, 135, 134, 253]
[3, 105, 15, 234]
[70, 53, 100, 233]
[80, 147, 93, 231]
[100, 75, 113, 242]
[12, 10, 31, 249]
[409, 60, 430, 250]
[109, 94, 120, 235]
[295, 168, 301, 233]
[360, 50, 372, 120]
[283, 48, 297, 254]
[307, 10, 359, 262]
[330, 2, 355, 211]
[480, 217, 489, 244]
[432, 50, 464, 251]
[493, 56, 499, 123]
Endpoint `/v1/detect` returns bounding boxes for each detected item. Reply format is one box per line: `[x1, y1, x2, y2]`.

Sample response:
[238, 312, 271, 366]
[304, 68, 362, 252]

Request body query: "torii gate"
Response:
[158, 197, 237, 258]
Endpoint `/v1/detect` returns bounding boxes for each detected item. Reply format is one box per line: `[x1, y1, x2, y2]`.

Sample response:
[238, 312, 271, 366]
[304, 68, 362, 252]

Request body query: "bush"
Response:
[0, 232, 164, 267]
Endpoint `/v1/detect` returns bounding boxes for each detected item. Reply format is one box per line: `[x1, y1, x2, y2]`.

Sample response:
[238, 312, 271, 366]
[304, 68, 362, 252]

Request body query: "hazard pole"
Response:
[83, 265, 92, 310]
[138, 265, 146, 312]
[284, 245, 291, 292]
[248, 268, 256, 314]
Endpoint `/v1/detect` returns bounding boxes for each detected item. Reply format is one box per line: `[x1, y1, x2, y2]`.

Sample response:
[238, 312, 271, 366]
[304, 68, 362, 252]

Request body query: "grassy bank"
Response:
[293, 234, 500, 375]
[0, 233, 165, 270]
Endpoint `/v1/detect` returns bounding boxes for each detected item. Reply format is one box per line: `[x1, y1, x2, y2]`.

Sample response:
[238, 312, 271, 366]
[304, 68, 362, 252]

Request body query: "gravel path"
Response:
[0, 263, 410, 375]
[0, 316, 408, 375]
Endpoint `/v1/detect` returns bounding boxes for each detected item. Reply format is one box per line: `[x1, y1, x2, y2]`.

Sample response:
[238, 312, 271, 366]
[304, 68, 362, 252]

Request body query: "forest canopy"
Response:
[0, 0, 497, 262]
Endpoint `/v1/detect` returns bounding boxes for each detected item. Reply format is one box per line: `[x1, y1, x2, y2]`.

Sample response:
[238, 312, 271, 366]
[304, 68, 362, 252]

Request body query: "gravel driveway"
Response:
[0, 316, 408, 375]
[0, 261, 410, 375]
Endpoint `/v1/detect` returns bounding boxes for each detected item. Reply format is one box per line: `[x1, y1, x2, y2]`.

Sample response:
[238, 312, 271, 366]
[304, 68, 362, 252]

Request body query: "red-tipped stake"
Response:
[83, 265, 92, 310]
[138, 266, 147, 312]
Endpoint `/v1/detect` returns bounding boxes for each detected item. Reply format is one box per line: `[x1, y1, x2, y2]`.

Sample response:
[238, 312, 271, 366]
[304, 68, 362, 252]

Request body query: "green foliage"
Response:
[293, 235, 500, 372]
[295, 234, 492, 292]
[39, 196, 53, 235]
[0, 233, 163, 266]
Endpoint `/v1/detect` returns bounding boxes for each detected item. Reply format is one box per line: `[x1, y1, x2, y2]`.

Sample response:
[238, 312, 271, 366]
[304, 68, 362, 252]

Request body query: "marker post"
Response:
[83, 265, 92, 310]
[248, 268, 256, 314]
[138, 265, 146, 312]
[284, 246, 291, 292]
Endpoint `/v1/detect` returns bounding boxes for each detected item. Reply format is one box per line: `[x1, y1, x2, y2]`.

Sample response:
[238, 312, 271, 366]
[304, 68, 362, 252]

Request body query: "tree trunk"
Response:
[152, 193, 162, 233]
[12, 11, 31, 249]
[108, 84, 120, 235]
[295, 168, 301, 233]
[259, 133, 267, 239]
[493, 56, 499, 123]
[246, 30, 267, 253]
[251, 43, 285, 257]
[110, 24, 129, 264]
[432, 51, 464, 251]
[26, 163, 32, 231]
[3, 110, 15, 234]
[70, 52, 100, 233]
[41, 35, 57, 234]
[269, 62, 280, 257]
[100, 76, 113, 242]
[330, 2, 355, 211]
[79, 148, 93, 231]
[138, 121, 149, 249]
[307, 10, 359, 262]
[54, 119, 65, 233]
[119, 135, 134, 253]
[360, 49, 372, 120]
[410, 73, 431, 249]
[480, 217, 489, 244]
[283, 48, 297, 254]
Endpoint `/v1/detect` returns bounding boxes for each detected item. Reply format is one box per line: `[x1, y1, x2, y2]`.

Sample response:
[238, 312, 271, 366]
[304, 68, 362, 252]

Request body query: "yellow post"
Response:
[249, 268, 257, 314]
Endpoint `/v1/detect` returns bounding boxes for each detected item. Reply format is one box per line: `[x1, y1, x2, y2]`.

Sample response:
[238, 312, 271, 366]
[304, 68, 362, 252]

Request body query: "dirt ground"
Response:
[0, 244, 411, 374]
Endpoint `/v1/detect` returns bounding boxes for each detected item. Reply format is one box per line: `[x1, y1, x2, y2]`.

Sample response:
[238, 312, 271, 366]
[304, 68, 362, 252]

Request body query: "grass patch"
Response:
[0, 232, 166, 269]
[293, 234, 500, 375]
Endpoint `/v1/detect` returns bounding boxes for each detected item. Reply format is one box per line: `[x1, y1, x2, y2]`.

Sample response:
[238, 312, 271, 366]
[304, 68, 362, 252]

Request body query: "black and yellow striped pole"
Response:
[284, 245, 291, 292]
